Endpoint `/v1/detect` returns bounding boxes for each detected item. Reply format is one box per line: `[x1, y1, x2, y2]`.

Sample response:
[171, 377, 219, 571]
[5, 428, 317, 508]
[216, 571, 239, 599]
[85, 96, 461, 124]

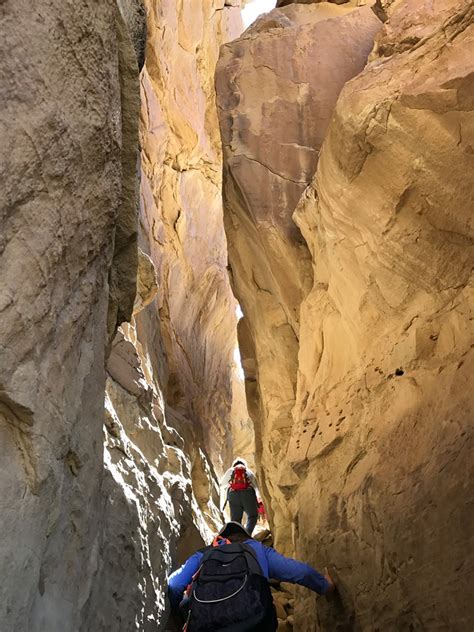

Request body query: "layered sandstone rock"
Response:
[140, 0, 248, 470]
[87, 315, 221, 630]
[291, 1, 474, 628]
[0, 1, 141, 630]
[84, 1, 252, 627]
[277, 0, 351, 6]
[217, 1, 382, 544]
[0, 1, 244, 629]
[219, 0, 473, 629]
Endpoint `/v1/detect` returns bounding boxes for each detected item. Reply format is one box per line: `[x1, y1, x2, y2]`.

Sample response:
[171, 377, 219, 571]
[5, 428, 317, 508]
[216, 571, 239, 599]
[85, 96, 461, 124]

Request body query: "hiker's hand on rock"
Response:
[323, 567, 336, 595]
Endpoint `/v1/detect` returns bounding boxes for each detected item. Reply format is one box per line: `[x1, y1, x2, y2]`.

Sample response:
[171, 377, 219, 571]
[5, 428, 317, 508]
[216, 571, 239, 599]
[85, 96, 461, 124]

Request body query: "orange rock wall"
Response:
[218, 1, 474, 629]
[139, 0, 247, 469]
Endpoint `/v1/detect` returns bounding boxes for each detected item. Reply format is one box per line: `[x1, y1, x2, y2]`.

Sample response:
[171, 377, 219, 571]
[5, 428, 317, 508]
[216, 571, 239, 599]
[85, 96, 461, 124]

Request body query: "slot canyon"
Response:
[0, 0, 472, 630]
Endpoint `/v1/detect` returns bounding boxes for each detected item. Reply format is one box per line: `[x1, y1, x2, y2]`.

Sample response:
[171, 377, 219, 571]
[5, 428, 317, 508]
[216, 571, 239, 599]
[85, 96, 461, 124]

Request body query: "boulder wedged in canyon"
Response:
[216, 1, 382, 546]
[219, 0, 473, 629]
[0, 1, 141, 630]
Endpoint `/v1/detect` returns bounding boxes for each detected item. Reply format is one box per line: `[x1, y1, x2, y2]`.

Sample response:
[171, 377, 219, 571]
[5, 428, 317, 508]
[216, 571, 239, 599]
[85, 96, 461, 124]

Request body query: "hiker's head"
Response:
[217, 521, 252, 543]
[232, 457, 247, 468]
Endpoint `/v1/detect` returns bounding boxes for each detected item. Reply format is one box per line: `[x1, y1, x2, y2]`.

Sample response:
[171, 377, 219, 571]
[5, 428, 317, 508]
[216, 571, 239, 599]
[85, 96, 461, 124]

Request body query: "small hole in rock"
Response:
[395, 368, 404, 376]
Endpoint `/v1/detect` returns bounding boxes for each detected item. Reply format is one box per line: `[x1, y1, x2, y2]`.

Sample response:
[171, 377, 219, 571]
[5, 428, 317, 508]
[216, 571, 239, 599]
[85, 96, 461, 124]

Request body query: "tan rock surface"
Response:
[291, 1, 474, 628]
[217, 1, 382, 545]
[140, 0, 248, 471]
[85, 1, 253, 627]
[0, 1, 240, 629]
[277, 0, 351, 6]
[0, 1, 141, 630]
[89, 313, 221, 630]
[220, 0, 473, 629]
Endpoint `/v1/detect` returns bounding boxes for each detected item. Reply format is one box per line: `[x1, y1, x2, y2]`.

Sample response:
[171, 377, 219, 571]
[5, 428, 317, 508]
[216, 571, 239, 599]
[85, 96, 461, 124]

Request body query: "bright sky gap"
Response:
[241, 0, 277, 28]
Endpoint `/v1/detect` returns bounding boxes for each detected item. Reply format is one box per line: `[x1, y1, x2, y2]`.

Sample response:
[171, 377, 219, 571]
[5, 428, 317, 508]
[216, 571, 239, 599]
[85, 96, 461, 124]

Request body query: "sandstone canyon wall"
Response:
[217, 0, 383, 547]
[0, 1, 141, 630]
[0, 1, 250, 631]
[89, 0, 253, 629]
[90, 0, 253, 629]
[218, 0, 473, 630]
[138, 0, 251, 471]
[2, 0, 472, 630]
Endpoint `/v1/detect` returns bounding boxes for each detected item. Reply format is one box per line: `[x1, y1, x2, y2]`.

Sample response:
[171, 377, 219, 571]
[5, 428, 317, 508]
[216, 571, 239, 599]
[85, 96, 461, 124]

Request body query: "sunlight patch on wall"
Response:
[233, 346, 245, 381]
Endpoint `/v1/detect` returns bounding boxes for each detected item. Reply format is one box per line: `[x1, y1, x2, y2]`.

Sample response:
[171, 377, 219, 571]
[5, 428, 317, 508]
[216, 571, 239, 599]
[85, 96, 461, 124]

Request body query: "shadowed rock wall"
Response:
[217, 0, 382, 548]
[0, 1, 140, 630]
[0, 1, 249, 630]
[218, 0, 473, 629]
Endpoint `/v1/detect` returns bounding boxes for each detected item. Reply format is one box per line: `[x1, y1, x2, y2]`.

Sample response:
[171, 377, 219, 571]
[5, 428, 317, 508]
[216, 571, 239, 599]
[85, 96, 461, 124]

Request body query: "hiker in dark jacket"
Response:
[168, 521, 335, 630]
[220, 457, 259, 535]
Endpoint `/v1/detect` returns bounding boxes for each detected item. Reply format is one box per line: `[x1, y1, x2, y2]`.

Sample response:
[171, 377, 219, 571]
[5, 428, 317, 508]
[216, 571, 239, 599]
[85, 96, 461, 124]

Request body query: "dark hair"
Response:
[233, 460, 245, 466]
[228, 532, 253, 543]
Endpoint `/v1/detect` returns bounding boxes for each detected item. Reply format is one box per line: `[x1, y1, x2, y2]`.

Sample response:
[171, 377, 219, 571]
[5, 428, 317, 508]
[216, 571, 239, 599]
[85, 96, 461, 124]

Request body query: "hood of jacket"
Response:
[232, 457, 248, 468]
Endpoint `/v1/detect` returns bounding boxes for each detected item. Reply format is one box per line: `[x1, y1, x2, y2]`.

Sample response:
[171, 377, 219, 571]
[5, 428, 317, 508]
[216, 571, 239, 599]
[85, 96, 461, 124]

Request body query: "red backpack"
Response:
[230, 465, 250, 491]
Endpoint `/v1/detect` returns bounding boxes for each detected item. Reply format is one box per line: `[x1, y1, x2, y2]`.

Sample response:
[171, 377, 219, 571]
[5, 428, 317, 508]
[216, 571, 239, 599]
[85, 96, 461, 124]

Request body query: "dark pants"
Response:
[228, 487, 258, 535]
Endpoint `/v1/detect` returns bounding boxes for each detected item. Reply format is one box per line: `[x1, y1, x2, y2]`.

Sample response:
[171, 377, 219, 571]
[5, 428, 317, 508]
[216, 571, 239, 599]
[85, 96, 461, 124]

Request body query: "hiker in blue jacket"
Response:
[168, 521, 335, 629]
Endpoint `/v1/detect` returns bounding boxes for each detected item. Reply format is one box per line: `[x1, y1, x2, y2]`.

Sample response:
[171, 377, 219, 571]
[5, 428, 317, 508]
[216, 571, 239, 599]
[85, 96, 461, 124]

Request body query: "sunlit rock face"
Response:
[93, 1, 252, 628]
[216, 0, 382, 546]
[292, 1, 474, 628]
[139, 0, 248, 470]
[95, 315, 222, 629]
[0, 2, 141, 630]
[90, 0, 250, 628]
[219, 0, 473, 629]
[0, 1, 248, 630]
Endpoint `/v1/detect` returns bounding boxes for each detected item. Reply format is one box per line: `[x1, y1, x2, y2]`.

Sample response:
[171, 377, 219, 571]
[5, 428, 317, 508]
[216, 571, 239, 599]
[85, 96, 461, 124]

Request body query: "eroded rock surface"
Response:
[0, 1, 248, 630]
[88, 1, 253, 628]
[140, 0, 248, 469]
[0, 1, 141, 630]
[219, 0, 474, 629]
[88, 316, 221, 631]
[291, 2, 474, 628]
[217, 0, 382, 545]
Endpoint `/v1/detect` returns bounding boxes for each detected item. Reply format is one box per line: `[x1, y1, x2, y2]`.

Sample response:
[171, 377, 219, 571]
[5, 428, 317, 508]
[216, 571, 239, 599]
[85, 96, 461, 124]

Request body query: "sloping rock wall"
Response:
[0, 1, 141, 630]
[0, 1, 247, 629]
[139, 0, 247, 469]
[217, 0, 382, 547]
[218, 0, 473, 629]
[90, 0, 252, 628]
[292, 2, 474, 628]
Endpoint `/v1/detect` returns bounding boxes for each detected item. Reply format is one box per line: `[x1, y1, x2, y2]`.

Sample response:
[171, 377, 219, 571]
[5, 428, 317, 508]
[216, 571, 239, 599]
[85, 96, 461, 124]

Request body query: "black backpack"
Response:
[180, 541, 277, 631]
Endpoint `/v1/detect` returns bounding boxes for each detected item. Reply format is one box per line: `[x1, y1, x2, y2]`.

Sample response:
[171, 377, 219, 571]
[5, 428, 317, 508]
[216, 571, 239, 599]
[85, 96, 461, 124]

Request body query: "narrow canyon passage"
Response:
[0, 1, 473, 632]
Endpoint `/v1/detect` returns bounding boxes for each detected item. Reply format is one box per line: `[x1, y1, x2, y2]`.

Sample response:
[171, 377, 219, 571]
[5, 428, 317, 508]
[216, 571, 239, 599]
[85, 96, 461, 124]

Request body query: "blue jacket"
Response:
[168, 539, 330, 610]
